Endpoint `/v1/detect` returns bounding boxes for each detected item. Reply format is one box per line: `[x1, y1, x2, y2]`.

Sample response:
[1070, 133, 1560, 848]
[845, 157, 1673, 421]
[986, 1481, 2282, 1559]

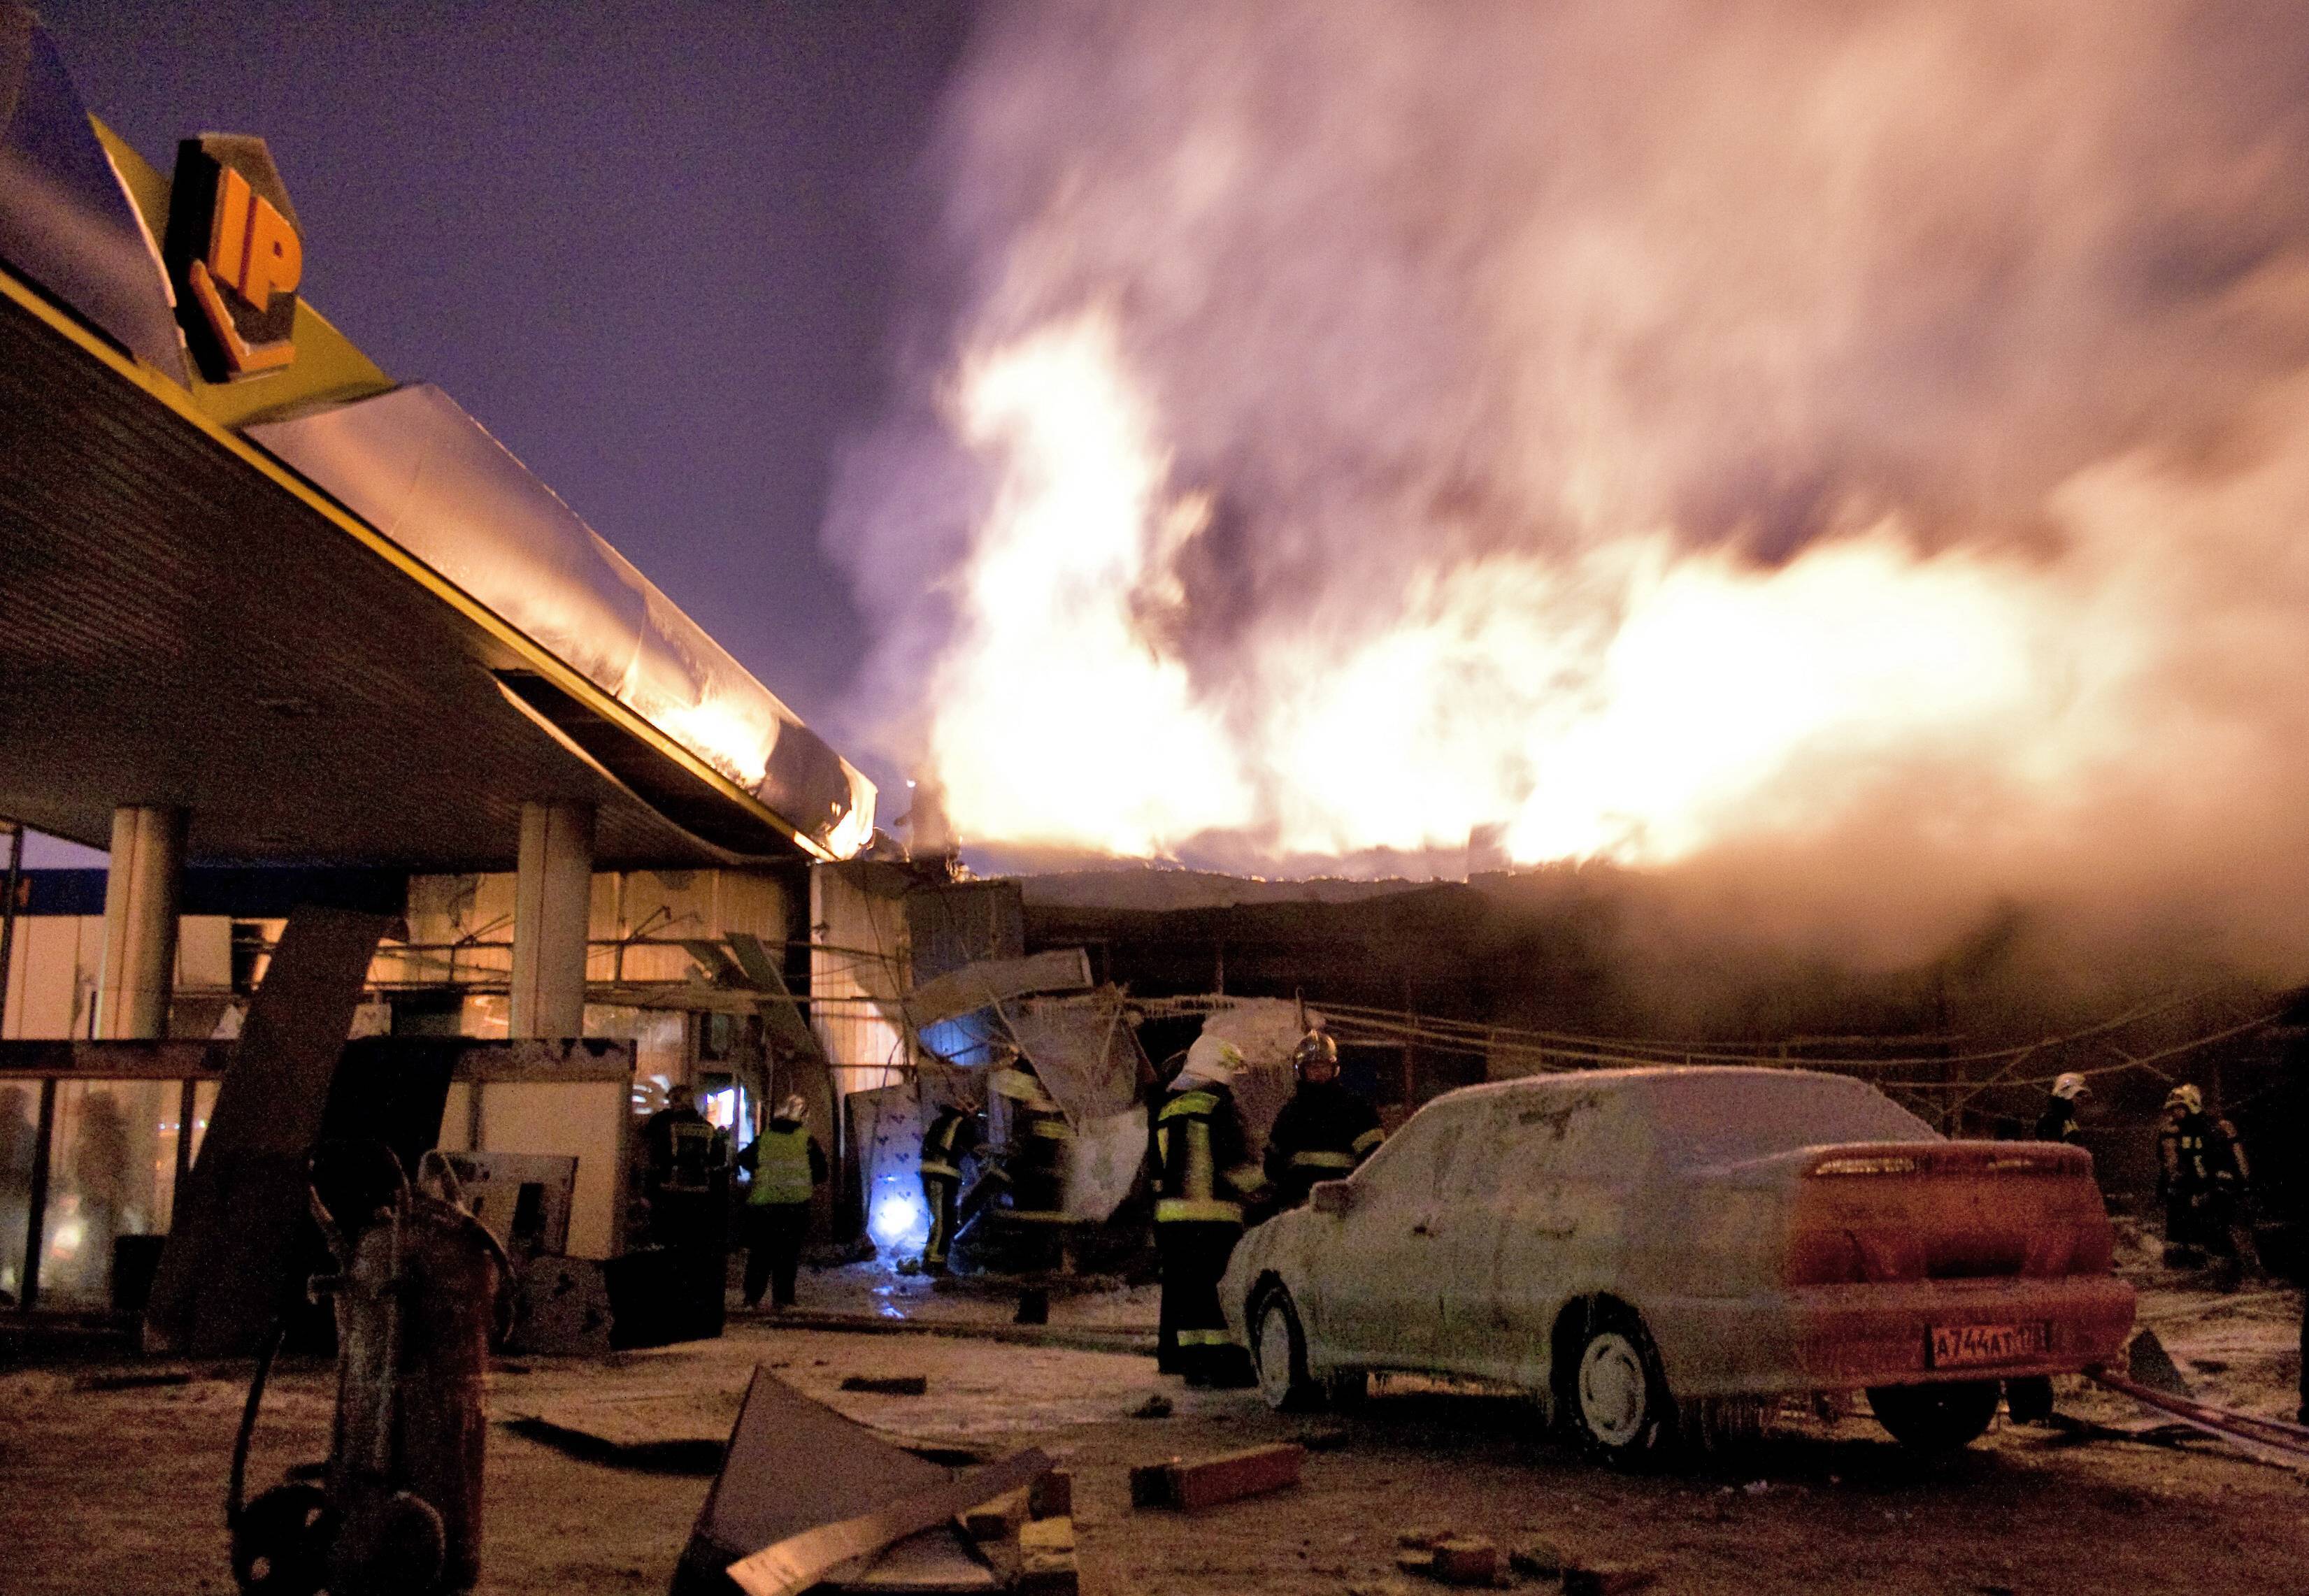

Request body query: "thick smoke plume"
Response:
[824, 1, 2309, 977]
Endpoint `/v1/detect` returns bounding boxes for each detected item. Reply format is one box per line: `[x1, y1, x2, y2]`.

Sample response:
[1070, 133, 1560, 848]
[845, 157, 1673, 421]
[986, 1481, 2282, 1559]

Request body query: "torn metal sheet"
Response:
[998, 988, 1143, 1126]
[1064, 1109, 1151, 1223]
[901, 950, 1092, 1033]
[144, 906, 391, 1356]
[724, 1444, 1050, 1596]
[671, 1367, 1029, 1596]
[248, 383, 874, 858]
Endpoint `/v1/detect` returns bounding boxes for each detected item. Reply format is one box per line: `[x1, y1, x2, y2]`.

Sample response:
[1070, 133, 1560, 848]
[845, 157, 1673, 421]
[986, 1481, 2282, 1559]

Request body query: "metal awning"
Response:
[0, 271, 857, 869]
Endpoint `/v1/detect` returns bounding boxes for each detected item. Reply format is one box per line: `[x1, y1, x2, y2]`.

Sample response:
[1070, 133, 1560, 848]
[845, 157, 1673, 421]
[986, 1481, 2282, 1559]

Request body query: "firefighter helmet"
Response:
[2051, 1072, 2089, 1102]
[2164, 1084, 2203, 1115]
[1292, 1030, 1340, 1081]
[1178, 1034, 1244, 1087]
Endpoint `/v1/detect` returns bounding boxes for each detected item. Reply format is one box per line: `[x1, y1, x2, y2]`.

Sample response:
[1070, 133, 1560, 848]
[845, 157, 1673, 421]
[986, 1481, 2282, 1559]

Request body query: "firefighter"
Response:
[982, 1061, 1071, 1272]
[1264, 1029, 1384, 1211]
[2033, 1072, 2090, 1146]
[917, 1096, 982, 1275]
[640, 1088, 729, 1247]
[736, 1094, 827, 1309]
[1153, 1034, 1268, 1385]
[2157, 1084, 2249, 1269]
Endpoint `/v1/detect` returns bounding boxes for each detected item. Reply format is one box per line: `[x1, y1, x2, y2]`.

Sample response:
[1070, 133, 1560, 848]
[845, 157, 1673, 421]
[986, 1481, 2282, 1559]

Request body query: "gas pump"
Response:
[229, 1146, 511, 1596]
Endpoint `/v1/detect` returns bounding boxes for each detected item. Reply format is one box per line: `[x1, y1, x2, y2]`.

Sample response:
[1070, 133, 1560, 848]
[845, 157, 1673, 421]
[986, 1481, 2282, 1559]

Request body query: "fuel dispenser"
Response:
[229, 1146, 511, 1596]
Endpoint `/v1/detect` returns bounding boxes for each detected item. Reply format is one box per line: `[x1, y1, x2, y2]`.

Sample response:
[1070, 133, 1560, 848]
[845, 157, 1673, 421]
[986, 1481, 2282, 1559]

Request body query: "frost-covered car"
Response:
[1220, 1067, 2134, 1458]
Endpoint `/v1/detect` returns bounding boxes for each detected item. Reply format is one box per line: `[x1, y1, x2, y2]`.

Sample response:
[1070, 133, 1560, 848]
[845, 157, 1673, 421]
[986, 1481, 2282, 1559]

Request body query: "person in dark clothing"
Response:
[641, 1094, 730, 1247]
[917, 1099, 982, 1274]
[2157, 1084, 2249, 1267]
[1152, 1035, 1268, 1386]
[2032, 1072, 2089, 1146]
[736, 1094, 827, 1309]
[639, 1091, 733, 1335]
[1264, 1030, 1385, 1212]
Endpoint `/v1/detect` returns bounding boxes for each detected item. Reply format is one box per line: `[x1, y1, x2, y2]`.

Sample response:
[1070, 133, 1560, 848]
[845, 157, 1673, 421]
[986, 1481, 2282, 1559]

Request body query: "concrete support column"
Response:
[510, 800, 594, 1039]
[96, 804, 185, 1040]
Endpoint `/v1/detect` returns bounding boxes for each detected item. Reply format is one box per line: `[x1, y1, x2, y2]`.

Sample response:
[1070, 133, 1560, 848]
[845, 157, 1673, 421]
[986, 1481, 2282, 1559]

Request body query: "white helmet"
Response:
[2051, 1072, 2089, 1102]
[1177, 1034, 1245, 1087]
[778, 1093, 808, 1123]
[2164, 1084, 2203, 1115]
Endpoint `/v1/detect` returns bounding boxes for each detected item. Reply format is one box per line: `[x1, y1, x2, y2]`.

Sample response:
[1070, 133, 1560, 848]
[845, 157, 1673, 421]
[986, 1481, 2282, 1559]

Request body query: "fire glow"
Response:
[923, 310, 2150, 869]
[832, 1, 2309, 929]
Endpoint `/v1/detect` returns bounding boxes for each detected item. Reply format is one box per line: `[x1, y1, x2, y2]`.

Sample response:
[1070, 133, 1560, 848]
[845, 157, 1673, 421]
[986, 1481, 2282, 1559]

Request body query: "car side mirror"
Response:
[1310, 1181, 1354, 1216]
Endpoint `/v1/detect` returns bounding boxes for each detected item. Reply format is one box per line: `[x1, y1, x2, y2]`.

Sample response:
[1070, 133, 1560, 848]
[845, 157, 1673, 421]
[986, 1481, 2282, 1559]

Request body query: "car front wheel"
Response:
[1867, 1380, 2001, 1453]
[1567, 1307, 1675, 1462]
[1251, 1287, 1324, 1413]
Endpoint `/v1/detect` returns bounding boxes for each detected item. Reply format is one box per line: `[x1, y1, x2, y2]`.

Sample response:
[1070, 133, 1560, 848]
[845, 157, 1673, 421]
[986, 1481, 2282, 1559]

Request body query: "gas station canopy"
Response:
[0, 9, 874, 870]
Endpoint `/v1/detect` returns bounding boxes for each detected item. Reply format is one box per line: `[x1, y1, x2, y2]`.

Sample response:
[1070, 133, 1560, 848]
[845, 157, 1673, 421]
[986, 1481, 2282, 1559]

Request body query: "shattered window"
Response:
[35, 1080, 179, 1310]
[0, 1083, 34, 1303]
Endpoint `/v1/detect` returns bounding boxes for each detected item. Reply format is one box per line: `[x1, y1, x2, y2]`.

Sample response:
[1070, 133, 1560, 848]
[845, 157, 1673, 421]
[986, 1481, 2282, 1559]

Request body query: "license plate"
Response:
[1929, 1322, 2047, 1368]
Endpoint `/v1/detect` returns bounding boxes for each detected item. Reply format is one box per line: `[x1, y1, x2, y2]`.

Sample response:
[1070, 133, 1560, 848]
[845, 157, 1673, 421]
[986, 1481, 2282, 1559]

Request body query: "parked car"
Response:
[1220, 1067, 2134, 1458]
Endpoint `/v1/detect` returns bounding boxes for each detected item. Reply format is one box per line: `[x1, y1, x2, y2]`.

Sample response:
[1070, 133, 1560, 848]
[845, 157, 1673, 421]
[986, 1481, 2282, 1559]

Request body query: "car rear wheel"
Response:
[1566, 1307, 1675, 1462]
[1867, 1380, 2001, 1453]
[1251, 1287, 1324, 1413]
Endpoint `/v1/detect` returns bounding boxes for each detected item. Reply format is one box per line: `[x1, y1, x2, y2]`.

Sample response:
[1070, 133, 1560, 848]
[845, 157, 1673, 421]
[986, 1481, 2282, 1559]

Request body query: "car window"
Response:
[1351, 1100, 1471, 1207]
[1645, 1072, 1939, 1167]
[1475, 1084, 1625, 1189]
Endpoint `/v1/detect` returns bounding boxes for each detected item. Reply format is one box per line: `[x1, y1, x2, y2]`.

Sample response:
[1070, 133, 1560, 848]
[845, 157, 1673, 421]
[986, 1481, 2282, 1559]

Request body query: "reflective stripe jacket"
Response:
[2032, 1098, 2081, 1146]
[920, 1107, 980, 1181]
[1264, 1081, 1384, 1205]
[739, 1120, 825, 1207]
[1154, 1081, 1267, 1224]
[2159, 1112, 2245, 1196]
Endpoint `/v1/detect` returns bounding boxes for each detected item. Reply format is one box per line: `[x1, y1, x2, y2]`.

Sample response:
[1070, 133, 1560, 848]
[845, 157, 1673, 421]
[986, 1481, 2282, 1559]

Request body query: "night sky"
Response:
[32, 1, 971, 861]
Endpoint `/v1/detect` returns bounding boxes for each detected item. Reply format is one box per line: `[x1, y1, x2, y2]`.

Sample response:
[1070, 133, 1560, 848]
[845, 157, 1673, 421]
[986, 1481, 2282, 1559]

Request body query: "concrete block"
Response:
[1129, 1459, 1181, 1508]
[1508, 1540, 1571, 1578]
[1029, 1469, 1073, 1520]
[1564, 1563, 1657, 1595]
[964, 1487, 1027, 1541]
[1431, 1538, 1496, 1586]
[1131, 1442, 1305, 1511]
[1018, 1516, 1077, 1596]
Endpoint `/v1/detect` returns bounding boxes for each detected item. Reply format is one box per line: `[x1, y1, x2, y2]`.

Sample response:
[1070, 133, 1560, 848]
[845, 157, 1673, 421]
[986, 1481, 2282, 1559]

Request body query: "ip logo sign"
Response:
[164, 136, 303, 379]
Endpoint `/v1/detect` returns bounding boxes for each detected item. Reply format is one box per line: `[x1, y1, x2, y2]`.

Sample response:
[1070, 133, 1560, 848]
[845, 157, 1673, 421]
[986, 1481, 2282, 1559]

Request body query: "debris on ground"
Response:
[501, 1390, 738, 1474]
[2128, 1326, 2192, 1396]
[1293, 1423, 1352, 1451]
[1393, 1529, 1499, 1587]
[1029, 1469, 1073, 1519]
[838, 1374, 931, 1395]
[1016, 1515, 1078, 1596]
[1561, 1564, 1659, 1596]
[672, 1366, 1050, 1596]
[1507, 1539, 1571, 1578]
[1129, 1393, 1174, 1418]
[1131, 1442, 1306, 1510]
[71, 1369, 194, 1393]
